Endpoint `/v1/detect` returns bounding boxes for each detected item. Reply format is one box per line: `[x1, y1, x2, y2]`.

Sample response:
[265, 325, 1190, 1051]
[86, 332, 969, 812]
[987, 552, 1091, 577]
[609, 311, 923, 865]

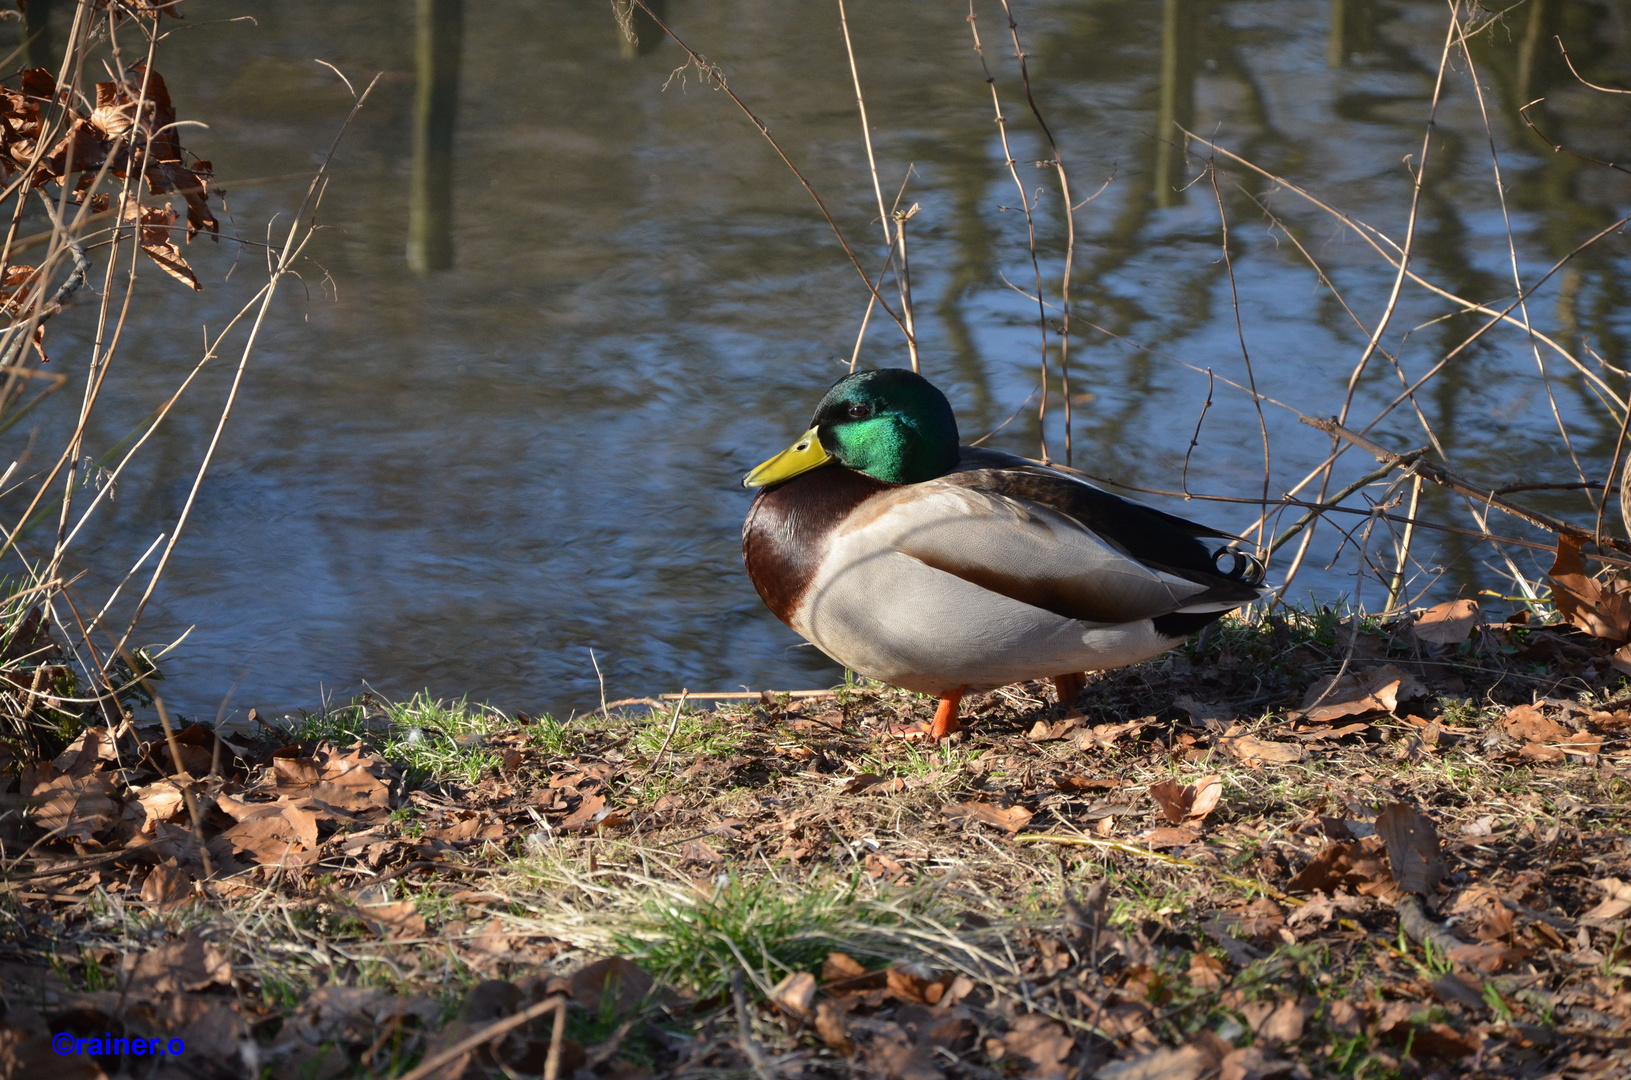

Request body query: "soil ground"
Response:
[2, 606, 1629, 1079]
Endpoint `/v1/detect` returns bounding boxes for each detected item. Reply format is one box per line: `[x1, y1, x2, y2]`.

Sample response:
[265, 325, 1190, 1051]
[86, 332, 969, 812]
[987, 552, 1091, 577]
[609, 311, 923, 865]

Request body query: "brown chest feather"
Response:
[742, 465, 889, 627]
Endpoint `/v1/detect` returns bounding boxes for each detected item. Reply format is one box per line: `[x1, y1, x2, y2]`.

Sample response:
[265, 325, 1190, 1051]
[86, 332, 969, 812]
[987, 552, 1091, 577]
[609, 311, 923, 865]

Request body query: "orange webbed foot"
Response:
[1052, 672, 1087, 714]
[929, 686, 966, 741]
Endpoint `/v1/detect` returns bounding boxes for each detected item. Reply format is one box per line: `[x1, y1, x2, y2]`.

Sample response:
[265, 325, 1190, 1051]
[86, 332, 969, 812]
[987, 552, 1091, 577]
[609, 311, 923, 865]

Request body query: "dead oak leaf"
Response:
[1095, 1044, 1210, 1080]
[1217, 735, 1306, 766]
[570, 956, 654, 1017]
[139, 859, 192, 909]
[23, 766, 117, 842]
[769, 972, 817, 1020]
[1149, 775, 1223, 825]
[1285, 838, 1397, 900]
[561, 792, 607, 830]
[1142, 826, 1201, 849]
[1412, 599, 1481, 645]
[999, 1013, 1075, 1078]
[1376, 802, 1445, 896]
[1549, 533, 1631, 641]
[131, 779, 187, 834]
[272, 742, 393, 812]
[944, 800, 1032, 834]
[1582, 878, 1631, 924]
[1294, 664, 1425, 722]
[358, 900, 426, 941]
[121, 932, 232, 995]
[214, 795, 320, 867]
[1502, 705, 1568, 743]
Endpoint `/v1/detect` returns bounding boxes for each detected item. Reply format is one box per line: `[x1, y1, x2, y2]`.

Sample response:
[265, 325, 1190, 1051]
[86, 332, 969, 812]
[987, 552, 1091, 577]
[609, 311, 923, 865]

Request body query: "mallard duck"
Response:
[742, 368, 1268, 739]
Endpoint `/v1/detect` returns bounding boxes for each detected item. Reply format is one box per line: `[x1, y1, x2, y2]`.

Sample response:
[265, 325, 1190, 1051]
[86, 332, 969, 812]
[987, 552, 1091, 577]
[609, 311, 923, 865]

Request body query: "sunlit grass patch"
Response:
[631, 705, 750, 758]
[284, 691, 516, 786]
[616, 872, 886, 998]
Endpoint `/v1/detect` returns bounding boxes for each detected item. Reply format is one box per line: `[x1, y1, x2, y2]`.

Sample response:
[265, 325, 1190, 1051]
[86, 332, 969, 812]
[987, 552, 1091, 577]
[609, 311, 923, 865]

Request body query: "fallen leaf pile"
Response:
[3, 600, 1631, 1077]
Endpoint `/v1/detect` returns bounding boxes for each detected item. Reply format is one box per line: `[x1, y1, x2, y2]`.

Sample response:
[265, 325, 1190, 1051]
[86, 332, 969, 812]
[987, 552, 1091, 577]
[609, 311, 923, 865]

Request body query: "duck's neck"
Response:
[742, 464, 890, 626]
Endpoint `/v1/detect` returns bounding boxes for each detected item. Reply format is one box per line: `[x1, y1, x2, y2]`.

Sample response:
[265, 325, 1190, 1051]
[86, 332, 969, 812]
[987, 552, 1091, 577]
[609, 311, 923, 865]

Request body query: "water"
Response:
[10, 0, 1631, 722]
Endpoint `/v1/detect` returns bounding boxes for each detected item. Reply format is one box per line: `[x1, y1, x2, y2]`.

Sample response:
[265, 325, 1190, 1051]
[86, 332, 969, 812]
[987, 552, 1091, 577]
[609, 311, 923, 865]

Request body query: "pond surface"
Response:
[12, 0, 1631, 721]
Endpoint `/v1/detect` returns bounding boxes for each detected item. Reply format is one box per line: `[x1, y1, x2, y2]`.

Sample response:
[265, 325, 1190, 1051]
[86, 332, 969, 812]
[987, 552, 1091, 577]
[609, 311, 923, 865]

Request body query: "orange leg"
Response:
[1052, 672, 1087, 710]
[930, 685, 966, 740]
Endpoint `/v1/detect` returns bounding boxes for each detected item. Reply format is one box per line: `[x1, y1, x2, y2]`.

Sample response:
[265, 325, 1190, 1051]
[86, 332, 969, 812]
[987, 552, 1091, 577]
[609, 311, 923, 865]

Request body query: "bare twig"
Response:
[969, 0, 1050, 463]
[1302, 416, 1631, 556]
[836, 0, 915, 370]
[994, 0, 1079, 464]
[399, 995, 566, 1080]
[629, 0, 910, 340]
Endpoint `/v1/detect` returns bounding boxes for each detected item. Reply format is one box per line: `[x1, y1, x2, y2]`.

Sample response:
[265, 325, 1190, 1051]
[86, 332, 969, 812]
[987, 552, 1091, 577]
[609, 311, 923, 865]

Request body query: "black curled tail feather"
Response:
[1213, 545, 1268, 587]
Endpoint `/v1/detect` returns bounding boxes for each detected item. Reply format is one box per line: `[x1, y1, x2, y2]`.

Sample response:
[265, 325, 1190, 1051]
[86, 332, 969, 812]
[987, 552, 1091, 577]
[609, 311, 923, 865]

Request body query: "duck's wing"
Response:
[952, 447, 1264, 581]
[867, 472, 1262, 628]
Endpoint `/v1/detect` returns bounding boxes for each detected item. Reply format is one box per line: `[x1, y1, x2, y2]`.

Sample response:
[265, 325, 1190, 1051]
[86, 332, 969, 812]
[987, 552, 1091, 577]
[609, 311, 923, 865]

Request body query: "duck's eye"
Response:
[847, 403, 872, 419]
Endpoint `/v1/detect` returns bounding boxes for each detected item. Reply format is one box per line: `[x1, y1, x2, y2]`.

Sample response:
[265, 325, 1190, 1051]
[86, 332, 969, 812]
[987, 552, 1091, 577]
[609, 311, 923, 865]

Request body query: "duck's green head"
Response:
[744, 368, 960, 488]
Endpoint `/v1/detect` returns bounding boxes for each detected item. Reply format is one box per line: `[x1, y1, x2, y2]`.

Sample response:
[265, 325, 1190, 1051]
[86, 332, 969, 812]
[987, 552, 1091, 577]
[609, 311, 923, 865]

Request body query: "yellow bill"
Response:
[743, 426, 831, 488]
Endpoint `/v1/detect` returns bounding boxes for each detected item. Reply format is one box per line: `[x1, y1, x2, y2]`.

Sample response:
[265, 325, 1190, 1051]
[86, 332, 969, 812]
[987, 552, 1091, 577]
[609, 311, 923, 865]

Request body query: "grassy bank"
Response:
[1, 605, 1629, 1079]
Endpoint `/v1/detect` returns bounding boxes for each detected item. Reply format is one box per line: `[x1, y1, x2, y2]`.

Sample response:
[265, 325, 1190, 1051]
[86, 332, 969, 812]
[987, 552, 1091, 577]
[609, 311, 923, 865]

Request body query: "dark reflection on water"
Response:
[7, 0, 1631, 721]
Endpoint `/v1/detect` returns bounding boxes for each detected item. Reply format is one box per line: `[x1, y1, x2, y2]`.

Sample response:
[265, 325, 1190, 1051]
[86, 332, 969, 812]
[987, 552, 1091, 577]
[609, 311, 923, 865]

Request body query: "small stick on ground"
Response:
[1385, 471, 1423, 613]
[398, 994, 565, 1080]
[641, 689, 688, 778]
[732, 971, 776, 1080]
[543, 994, 569, 1080]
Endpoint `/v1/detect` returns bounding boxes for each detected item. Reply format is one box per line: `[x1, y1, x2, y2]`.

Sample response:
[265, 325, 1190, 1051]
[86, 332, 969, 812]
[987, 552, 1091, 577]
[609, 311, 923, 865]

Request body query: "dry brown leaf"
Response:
[1072, 718, 1148, 750]
[1550, 534, 1631, 641]
[842, 772, 884, 794]
[1285, 837, 1397, 900]
[1149, 775, 1222, 824]
[272, 743, 392, 813]
[1502, 704, 1569, 742]
[1558, 731, 1603, 756]
[1294, 664, 1425, 722]
[1000, 1013, 1075, 1077]
[570, 956, 653, 1016]
[1217, 735, 1306, 766]
[886, 966, 939, 1005]
[1581, 878, 1631, 923]
[1095, 1044, 1208, 1080]
[1028, 717, 1083, 741]
[1187, 951, 1226, 989]
[1377, 1012, 1481, 1061]
[562, 792, 607, 830]
[1256, 999, 1304, 1045]
[122, 932, 232, 995]
[359, 900, 426, 940]
[769, 971, 817, 1019]
[1520, 741, 1566, 763]
[215, 797, 319, 867]
[814, 1000, 853, 1055]
[859, 1021, 943, 1080]
[679, 838, 724, 864]
[1412, 599, 1481, 644]
[1219, 1045, 1296, 1080]
[1143, 826, 1201, 849]
[129, 779, 187, 836]
[822, 951, 874, 985]
[23, 767, 117, 842]
[161, 998, 249, 1062]
[1054, 775, 1123, 794]
[129, 201, 200, 289]
[1612, 644, 1631, 676]
[51, 726, 122, 773]
[943, 800, 1032, 834]
[0, 1023, 108, 1078]
[1376, 802, 1445, 896]
[1285, 892, 1368, 928]
[139, 859, 191, 909]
